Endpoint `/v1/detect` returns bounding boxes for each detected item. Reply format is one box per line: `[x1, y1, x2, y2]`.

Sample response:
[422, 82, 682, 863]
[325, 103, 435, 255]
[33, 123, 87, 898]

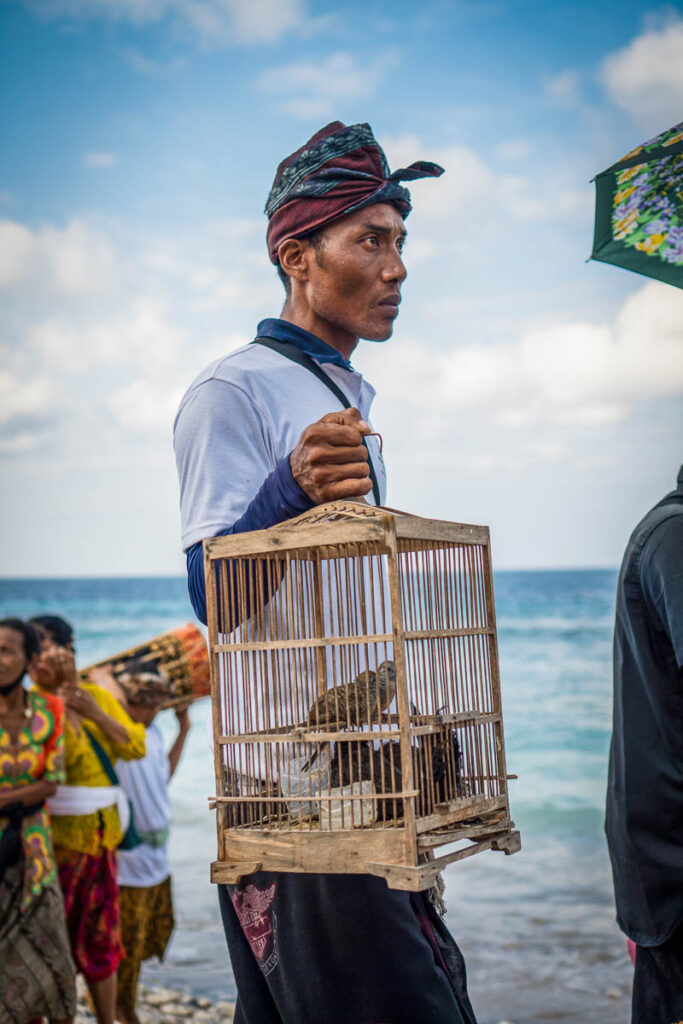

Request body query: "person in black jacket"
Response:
[606, 466, 683, 1024]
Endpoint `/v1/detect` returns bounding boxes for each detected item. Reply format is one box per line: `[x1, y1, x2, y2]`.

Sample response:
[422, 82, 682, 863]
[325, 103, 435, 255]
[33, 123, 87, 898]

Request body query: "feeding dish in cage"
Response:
[204, 500, 520, 892]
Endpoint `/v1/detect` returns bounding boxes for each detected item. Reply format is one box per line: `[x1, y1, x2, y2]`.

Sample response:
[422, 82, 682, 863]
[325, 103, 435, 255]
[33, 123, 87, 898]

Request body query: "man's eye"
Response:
[365, 235, 379, 246]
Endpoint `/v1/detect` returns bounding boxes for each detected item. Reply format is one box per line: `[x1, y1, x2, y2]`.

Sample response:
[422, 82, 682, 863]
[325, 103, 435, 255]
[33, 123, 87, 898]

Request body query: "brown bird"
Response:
[303, 660, 397, 772]
[307, 660, 397, 731]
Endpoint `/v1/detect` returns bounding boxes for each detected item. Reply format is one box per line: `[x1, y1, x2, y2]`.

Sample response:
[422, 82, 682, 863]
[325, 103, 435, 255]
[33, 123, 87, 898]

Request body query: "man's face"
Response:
[301, 202, 407, 346]
[127, 700, 162, 726]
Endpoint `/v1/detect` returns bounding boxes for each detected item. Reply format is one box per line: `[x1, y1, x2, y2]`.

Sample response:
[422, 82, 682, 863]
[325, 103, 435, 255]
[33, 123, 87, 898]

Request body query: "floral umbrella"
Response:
[591, 121, 683, 287]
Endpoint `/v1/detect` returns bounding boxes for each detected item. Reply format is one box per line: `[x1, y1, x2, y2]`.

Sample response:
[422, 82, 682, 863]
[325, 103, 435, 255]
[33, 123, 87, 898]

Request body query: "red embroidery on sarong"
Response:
[232, 882, 278, 968]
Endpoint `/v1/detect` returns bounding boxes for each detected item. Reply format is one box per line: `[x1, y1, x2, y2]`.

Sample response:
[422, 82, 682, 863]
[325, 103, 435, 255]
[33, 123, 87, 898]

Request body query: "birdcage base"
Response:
[210, 825, 520, 890]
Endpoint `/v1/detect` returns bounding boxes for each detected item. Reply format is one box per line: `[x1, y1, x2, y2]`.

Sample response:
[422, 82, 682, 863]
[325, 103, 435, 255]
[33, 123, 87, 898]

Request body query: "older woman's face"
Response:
[0, 627, 29, 688]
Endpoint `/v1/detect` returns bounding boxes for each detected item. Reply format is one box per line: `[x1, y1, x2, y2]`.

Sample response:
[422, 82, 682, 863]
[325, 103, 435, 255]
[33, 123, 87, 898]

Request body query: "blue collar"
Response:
[256, 319, 353, 371]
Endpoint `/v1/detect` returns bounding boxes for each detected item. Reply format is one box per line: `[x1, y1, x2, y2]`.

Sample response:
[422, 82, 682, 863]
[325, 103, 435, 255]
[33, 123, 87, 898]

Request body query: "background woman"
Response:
[31, 616, 146, 1024]
[0, 617, 76, 1024]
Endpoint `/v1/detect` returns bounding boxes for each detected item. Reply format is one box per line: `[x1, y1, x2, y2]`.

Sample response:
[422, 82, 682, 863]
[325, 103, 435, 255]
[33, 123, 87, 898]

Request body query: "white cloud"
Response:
[108, 379, 184, 433]
[0, 432, 42, 454]
[0, 218, 118, 297]
[544, 69, 581, 107]
[123, 48, 188, 74]
[26, 299, 187, 375]
[26, 0, 309, 45]
[360, 281, 683, 440]
[0, 371, 54, 426]
[602, 18, 683, 126]
[257, 51, 394, 118]
[380, 136, 552, 223]
[0, 221, 34, 286]
[495, 139, 531, 162]
[83, 151, 118, 169]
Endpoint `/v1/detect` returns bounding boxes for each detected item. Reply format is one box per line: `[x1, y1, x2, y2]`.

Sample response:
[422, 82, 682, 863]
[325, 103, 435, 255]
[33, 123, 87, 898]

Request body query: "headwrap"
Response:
[266, 121, 444, 265]
[118, 660, 169, 707]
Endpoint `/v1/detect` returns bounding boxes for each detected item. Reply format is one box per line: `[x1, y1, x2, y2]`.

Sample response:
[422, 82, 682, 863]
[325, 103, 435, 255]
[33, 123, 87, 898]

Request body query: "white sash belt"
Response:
[48, 784, 130, 832]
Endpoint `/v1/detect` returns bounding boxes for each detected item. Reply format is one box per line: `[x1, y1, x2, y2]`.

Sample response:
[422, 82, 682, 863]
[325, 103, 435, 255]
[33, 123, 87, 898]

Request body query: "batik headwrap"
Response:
[265, 121, 444, 264]
[118, 661, 169, 706]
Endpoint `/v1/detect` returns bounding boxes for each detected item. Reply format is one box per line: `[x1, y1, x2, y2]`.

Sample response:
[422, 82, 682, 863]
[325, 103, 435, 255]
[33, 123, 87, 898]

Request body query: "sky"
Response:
[1, 0, 682, 577]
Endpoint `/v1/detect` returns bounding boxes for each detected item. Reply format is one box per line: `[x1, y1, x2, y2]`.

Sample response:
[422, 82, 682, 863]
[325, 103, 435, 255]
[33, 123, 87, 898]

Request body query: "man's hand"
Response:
[65, 686, 103, 721]
[174, 706, 191, 732]
[31, 644, 78, 695]
[290, 408, 373, 504]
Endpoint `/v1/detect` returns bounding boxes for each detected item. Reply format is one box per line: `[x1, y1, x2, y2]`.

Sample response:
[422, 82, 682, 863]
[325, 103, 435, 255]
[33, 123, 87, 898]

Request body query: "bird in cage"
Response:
[432, 730, 464, 802]
[307, 660, 397, 731]
[304, 660, 397, 771]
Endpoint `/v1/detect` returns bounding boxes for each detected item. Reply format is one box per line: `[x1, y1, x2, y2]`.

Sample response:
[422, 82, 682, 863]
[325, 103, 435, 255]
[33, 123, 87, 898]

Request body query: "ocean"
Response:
[0, 571, 633, 1023]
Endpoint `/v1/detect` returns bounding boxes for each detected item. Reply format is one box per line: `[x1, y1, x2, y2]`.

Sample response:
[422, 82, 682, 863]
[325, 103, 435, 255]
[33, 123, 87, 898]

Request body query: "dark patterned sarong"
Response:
[117, 876, 175, 1018]
[0, 858, 76, 1023]
[55, 844, 124, 982]
[265, 121, 444, 263]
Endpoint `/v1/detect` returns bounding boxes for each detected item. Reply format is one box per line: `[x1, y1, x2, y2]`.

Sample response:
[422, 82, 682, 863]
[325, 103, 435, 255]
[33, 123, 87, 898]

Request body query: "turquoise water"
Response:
[0, 572, 632, 1023]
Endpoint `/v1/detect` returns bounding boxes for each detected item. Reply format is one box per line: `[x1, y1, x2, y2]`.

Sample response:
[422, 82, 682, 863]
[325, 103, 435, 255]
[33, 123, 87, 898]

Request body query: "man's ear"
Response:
[278, 238, 312, 283]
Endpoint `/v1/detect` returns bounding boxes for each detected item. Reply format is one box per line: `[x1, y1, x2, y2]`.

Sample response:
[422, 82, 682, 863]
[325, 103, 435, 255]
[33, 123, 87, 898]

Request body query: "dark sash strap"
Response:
[83, 727, 120, 785]
[253, 336, 381, 506]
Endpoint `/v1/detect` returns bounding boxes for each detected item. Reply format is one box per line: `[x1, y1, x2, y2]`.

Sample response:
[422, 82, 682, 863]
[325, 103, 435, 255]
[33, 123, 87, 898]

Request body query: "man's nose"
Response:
[382, 251, 407, 284]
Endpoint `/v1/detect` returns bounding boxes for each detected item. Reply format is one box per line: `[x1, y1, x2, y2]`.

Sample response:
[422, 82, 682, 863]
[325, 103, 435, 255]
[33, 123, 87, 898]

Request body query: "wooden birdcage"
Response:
[205, 501, 520, 892]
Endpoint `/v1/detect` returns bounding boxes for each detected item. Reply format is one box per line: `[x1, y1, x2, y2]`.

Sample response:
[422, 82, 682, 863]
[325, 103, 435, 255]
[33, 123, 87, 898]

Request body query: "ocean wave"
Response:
[498, 616, 613, 634]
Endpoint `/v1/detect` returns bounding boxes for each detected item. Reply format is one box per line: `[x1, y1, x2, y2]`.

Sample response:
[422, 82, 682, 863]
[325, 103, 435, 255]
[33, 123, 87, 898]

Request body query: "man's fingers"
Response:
[326, 478, 373, 500]
[310, 444, 368, 465]
[320, 408, 371, 434]
[311, 461, 371, 483]
[310, 424, 370, 448]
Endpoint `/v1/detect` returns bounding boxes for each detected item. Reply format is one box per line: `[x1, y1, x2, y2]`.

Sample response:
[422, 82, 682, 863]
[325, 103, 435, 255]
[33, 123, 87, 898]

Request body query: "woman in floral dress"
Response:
[31, 618, 146, 1024]
[0, 617, 76, 1024]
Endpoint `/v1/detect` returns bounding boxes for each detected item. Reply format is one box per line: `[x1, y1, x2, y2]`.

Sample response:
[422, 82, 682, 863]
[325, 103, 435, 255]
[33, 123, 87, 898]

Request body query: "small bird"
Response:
[303, 660, 397, 773]
[432, 731, 463, 803]
[307, 660, 397, 732]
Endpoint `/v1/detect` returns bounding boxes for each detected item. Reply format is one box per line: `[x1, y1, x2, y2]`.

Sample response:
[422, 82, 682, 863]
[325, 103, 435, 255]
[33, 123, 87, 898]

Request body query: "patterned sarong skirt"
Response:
[117, 876, 174, 1017]
[55, 845, 124, 982]
[0, 858, 76, 1024]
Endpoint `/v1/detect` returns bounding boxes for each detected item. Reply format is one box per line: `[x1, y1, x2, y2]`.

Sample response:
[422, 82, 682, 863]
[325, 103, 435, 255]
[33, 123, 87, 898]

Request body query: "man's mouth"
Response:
[377, 295, 401, 315]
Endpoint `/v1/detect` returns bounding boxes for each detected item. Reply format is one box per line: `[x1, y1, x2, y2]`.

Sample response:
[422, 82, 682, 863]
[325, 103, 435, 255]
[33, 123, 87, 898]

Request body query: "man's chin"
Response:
[361, 324, 395, 343]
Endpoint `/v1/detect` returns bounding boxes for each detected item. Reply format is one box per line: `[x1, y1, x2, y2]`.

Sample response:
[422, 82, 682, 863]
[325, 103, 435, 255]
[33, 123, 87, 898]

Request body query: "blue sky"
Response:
[1, 0, 682, 575]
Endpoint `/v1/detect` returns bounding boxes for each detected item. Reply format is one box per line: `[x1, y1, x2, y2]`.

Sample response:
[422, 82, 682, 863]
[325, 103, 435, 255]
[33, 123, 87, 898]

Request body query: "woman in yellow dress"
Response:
[31, 617, 146, 1024]
[0, 618, 76, 1024]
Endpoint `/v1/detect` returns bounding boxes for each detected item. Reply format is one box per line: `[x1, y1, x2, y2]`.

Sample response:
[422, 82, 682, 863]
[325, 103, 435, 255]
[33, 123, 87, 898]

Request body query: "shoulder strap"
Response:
[253, 336, 381, 506]
[83, 727, 119, 787]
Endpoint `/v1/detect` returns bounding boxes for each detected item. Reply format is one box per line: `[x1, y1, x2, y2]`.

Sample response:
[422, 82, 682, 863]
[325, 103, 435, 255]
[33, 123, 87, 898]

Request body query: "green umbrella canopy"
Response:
[591, 121, 683, 288]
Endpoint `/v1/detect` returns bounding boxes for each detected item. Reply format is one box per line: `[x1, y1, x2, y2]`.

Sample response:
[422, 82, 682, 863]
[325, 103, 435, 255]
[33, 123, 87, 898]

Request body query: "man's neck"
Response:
[279, 305, 358, 362]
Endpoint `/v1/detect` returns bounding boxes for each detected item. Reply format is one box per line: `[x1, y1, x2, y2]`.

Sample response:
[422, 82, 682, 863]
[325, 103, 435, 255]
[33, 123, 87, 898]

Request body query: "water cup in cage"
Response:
[279, 750, 331, 821]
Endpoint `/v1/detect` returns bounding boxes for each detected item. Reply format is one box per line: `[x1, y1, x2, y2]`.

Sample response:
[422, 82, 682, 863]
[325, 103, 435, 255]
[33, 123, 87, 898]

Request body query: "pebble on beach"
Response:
[74, 978, 236, 1023]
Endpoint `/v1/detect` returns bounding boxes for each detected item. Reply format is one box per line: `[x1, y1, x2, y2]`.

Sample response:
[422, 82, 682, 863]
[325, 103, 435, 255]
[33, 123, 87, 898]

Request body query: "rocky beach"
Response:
[74, 979, 236, 1023]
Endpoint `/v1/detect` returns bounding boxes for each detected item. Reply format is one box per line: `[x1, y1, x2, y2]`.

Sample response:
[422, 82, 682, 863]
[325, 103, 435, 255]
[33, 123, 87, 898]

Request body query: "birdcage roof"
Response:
[203, 500, 489, 563]
[282, 499, 402, 528]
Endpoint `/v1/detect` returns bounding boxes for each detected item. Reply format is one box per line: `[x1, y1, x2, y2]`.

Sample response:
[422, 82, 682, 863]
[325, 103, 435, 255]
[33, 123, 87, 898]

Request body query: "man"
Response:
[116, 663, 191, 1024]
[174, 121, 477, 1024]
[606, 466, 683, 1024]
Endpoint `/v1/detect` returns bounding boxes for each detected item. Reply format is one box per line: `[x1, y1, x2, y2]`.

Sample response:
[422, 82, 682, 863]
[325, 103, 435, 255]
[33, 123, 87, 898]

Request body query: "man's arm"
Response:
[185, 455, 314, 622]
[640, 514, 683, 668]
[168, 707, 191, 778]
[179, 380, 373, 623]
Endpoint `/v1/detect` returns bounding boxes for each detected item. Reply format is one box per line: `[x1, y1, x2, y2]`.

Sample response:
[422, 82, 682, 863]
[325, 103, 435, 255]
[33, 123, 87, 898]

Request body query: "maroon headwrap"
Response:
[265, 121, 444, 264]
